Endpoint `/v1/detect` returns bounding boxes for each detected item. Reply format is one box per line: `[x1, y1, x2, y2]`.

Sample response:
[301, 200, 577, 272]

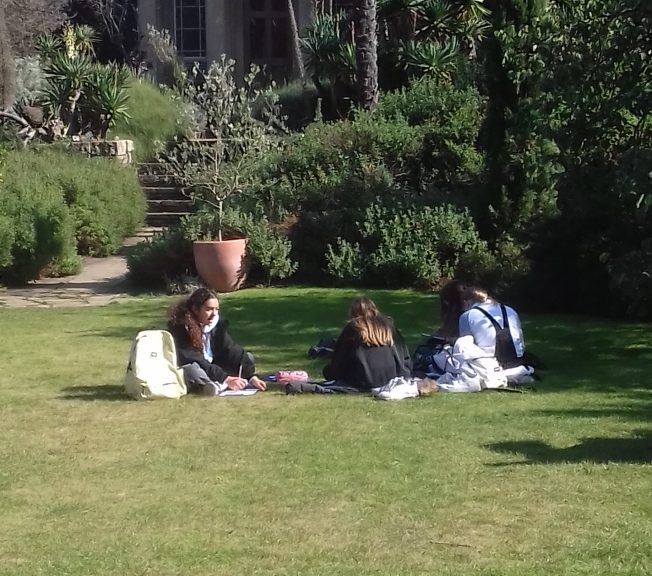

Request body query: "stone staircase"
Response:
[138, 163, 195, 228]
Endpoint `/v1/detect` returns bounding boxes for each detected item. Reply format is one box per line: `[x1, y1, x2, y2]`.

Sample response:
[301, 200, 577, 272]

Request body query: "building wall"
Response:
[138, 0, 314, 81]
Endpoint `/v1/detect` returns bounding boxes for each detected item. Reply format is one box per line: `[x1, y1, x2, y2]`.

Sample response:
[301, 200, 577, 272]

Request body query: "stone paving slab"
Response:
[0, 255, 132, 308]
[0, 231, 160, 308]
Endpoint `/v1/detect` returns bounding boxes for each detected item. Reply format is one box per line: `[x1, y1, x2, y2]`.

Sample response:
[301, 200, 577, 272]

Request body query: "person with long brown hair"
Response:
[322, 296, 411, 390]
[435, 279, 466, 342]
[168, 287, 266, 395]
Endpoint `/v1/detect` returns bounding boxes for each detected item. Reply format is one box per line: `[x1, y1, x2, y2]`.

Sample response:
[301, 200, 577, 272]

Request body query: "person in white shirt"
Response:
[435, 285, 533, 393]
[458, 286, 525, 360]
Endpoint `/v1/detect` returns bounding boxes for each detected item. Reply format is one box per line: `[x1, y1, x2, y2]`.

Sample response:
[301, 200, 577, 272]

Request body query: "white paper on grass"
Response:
[218, 389, 259, 397]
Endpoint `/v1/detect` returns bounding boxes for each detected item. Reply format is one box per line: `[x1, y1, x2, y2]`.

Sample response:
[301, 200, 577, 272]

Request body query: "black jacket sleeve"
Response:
[323, 322, 358, 381]
[210, 321, 256, 380]
[392, 327, 412, 376]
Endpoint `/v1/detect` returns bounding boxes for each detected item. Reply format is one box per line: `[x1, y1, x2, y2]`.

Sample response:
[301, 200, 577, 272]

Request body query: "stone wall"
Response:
[70, 138, 135, 163]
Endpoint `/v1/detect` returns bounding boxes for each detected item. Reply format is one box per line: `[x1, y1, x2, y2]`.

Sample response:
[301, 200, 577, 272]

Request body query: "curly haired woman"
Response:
[168, 288, 266, 395]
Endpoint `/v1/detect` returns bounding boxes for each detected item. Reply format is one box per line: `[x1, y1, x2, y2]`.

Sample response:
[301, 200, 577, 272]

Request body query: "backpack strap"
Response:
[500, 304, 511, 331]
[473, 304, 511, 332]
[473, 305, 502, 331]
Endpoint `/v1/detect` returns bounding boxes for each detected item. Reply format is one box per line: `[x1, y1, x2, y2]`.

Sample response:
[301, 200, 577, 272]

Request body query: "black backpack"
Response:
[472, 305, 520, 369]
[411, 336, 447, 376]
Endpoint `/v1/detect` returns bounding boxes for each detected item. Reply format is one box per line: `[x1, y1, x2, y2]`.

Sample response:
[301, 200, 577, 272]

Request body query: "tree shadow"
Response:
[60, 384, 129, 401]
[485, 429, 652, 465]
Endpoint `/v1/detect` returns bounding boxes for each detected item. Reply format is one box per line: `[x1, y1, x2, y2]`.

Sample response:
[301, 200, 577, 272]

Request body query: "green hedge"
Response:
[0, 147, 145, 284]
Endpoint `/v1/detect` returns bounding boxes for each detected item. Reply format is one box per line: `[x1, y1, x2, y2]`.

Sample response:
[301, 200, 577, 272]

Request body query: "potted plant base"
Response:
[193, 238, 247, 293]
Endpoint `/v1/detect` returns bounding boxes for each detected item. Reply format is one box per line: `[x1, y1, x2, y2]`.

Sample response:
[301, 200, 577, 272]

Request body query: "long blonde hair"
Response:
[348, 297, 393, 347]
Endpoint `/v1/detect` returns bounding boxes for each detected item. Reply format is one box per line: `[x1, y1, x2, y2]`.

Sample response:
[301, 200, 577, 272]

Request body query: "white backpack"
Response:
[124, 330, 187, 400]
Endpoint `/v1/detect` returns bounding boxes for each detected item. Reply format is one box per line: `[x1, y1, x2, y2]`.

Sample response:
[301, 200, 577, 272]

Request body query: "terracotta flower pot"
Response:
[193, 239, 247, 293]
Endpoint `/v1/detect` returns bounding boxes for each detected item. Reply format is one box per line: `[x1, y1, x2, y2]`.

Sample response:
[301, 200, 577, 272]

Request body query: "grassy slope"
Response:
[1, 288, 650, 575]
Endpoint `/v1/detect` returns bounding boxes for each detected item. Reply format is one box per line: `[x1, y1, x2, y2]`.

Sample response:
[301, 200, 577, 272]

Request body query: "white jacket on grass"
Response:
[435, 336, 508, 392]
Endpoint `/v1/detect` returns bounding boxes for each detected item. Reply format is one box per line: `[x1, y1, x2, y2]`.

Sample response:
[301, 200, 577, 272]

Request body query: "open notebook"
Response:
[218, 388, 259, 397]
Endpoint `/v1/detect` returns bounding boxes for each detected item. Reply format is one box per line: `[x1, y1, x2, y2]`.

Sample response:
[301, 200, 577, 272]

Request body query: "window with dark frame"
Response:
[247, 0, 291, 80]
[175, 0, 206, 60]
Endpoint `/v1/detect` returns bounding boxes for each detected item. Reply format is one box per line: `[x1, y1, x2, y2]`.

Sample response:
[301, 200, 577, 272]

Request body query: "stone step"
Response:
[146, 212, 189, 227]
[142, 185, 188, 201]
[147, 198, 195, 213]
[138, 173, 180, 186]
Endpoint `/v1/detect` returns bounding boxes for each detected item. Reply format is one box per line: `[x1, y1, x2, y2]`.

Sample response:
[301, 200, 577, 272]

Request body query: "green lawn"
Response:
[1, 288, 650, 575]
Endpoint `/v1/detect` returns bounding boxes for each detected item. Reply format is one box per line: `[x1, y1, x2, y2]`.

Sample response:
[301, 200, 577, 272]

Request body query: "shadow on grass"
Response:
[60, 384, 129, 401]
[485, 429, 652, 465]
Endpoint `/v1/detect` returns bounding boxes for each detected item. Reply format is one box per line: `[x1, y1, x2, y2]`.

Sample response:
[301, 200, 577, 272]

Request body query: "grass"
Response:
[1, 287, 651, 575]
[109, 77, 185, 162]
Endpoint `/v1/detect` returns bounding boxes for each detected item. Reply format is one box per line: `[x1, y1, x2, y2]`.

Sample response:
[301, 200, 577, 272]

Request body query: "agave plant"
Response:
[398, 37, 460, 81]
[85, 64, 132, 138]
[34, 33, 63, 61]
[300, 13, 348, 81]
[415, 0, 455, 41]
[42, 52, 94, 135]
[300, 12, 355, 115]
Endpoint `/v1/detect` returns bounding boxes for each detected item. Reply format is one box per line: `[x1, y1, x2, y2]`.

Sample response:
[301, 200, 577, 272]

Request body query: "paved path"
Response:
[0, 232, 155, 308]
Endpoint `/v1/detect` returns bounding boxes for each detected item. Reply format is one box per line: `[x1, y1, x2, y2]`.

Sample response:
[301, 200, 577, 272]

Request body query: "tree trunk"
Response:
[0, 2, 16, 110]
[287, 0, 305, 80]
[353, 0, 378, 111]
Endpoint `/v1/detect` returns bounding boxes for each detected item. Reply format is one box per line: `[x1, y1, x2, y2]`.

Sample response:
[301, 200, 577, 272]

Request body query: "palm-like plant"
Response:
[86, 64, 131, 138]
[415, 0, 455, 40]
[300, 12, 355, 114]
[34, 33, 63, 61]
[42, 52, 94, 135]
[398, 37, 460, 81]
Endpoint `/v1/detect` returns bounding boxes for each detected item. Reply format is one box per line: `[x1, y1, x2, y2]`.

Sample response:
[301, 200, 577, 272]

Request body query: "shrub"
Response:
[109, 78, 186, 162]
[253, 81, 485, 223]
[256, 116, 419, 217]
[326, 203, 493, 288]
[273, 79, 319, 131]
[0, 152, 79, 283]
[46, 149, 146, 256]
[126, 225, 195, 290]
[0, 146, 145, 283]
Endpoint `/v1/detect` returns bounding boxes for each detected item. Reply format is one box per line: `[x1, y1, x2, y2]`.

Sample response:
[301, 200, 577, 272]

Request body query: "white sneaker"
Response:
[377, 377, 419, 401]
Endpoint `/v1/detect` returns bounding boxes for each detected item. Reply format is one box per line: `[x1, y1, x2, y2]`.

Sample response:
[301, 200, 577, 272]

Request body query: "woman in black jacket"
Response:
[323, 297, 411, 390]
[168, 288, 267, 395]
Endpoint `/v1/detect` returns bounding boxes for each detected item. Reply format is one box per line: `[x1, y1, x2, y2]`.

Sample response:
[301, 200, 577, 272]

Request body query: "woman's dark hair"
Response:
[438, 280, 465, 339]
[168, 288, 219, 350]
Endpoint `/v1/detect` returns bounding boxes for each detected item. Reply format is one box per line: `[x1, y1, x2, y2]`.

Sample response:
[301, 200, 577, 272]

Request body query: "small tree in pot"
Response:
[161, 57, 286, 291]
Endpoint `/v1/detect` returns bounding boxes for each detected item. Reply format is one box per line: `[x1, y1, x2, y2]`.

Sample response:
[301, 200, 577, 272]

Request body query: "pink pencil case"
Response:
[275, 370, 309, 383]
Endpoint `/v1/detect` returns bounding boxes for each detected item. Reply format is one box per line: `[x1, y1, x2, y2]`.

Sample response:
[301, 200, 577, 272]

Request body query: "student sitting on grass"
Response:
[168, 287, 267, 395]
[435, 284, 533, 393]
[322, 296, 412, 391]
[375, 283, 533, 399]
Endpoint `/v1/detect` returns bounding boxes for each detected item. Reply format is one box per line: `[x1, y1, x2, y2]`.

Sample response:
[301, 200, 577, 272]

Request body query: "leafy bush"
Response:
[126, 225, 195, 290]
[45, 149, 146, 256]
[109, 78, 186, 162]
[253, 81, 485, 223]
[255, 116, 419, 217]
[326, 203, 494, 288]
[274, 80, 319, 131]
[0, 152, 79, 283]
[0, 146, 144, 283]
